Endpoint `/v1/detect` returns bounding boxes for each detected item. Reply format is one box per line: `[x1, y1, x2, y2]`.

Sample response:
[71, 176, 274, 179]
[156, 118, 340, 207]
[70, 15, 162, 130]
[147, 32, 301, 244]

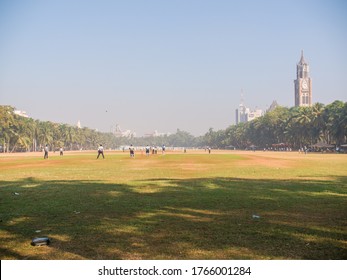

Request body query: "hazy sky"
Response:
[1, 0, 346, 136]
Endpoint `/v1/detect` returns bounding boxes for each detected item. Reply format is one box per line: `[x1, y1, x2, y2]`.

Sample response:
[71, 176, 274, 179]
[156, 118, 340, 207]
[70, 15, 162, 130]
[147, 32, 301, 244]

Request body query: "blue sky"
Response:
[0, 0, 346, 136]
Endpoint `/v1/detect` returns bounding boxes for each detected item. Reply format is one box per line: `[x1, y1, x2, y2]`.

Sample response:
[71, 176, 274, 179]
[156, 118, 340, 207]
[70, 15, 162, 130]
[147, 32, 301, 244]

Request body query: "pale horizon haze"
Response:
[1, 0, 346, 136]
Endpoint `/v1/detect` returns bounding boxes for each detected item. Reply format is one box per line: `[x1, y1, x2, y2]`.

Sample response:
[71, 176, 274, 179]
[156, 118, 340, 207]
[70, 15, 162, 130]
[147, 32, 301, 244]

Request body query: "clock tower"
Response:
[294, 51, 312, 107]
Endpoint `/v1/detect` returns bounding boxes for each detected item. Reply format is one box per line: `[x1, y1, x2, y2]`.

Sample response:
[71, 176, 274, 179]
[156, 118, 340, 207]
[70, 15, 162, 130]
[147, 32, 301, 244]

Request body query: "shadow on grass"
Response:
[0, 176, 346, 260]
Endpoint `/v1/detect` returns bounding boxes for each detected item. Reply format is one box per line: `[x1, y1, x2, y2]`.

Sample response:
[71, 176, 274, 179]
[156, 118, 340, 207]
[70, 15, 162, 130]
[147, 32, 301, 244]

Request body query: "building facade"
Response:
[294, 51, 312, 107]
[14, 110, 29, 118]
[235, 98, 263, 125]
[113, 124, 136, 138]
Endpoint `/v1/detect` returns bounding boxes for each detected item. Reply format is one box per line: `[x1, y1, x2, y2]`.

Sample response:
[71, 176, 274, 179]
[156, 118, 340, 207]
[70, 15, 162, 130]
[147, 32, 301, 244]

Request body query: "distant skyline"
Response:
[1, 0, 346, 136]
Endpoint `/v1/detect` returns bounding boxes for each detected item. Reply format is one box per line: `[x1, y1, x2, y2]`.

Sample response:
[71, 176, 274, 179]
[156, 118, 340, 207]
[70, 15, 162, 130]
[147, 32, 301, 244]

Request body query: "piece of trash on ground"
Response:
[252, 214, 260, 219]
[31, 237, 51, 246]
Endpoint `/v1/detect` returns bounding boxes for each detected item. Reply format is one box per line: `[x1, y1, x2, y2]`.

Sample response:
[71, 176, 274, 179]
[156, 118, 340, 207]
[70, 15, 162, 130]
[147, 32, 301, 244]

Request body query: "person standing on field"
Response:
[162, 145, 166, 155]
[97, 144, 105, 159]
[44, 144, 49, 159]
[129, 144, 135, 158]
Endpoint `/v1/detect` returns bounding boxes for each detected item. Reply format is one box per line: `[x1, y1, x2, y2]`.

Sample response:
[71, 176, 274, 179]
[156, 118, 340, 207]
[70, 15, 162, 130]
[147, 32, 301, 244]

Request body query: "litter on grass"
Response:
[31, 237, 51, 246]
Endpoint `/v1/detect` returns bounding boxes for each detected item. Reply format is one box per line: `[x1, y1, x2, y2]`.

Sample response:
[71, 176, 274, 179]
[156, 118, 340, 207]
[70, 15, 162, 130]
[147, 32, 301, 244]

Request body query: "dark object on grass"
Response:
[31, 237, 51, 246]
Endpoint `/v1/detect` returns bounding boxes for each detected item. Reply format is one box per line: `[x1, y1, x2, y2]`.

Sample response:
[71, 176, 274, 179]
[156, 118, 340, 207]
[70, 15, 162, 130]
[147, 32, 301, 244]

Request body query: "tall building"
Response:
[294, 51, 312, 107]
[235, 93, 263, 124]
[235, 99, 248, 125]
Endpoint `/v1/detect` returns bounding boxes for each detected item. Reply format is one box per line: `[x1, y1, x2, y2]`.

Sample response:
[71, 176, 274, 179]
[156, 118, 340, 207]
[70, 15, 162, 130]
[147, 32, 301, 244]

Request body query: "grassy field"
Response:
[0, 150, 346, 260]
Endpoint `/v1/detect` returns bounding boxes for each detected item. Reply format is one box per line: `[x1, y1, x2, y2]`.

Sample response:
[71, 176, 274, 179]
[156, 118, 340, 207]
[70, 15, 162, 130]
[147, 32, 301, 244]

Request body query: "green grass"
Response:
[0, 151, 346, 259]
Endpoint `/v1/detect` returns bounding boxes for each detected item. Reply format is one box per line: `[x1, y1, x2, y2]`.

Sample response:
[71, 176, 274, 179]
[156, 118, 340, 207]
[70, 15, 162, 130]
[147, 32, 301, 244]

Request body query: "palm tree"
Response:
[310, 103, 325, 143]
[30, 120, 40, 152]
[294, 106, 313, 146]
[63, 125, 77, 150]
[324, 101, 346, 145]
[0, 106, 15, 152]
[38, 121, 53, 150]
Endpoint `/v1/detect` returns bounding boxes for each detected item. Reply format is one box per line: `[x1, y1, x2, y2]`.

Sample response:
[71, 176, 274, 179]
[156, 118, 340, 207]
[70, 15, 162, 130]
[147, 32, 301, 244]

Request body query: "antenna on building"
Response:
[240, 88, 245, 106]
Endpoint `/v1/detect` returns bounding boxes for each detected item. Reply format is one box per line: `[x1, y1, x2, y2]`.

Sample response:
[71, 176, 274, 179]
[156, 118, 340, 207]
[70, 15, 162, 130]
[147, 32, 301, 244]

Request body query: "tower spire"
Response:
[299, 50, 306, 64]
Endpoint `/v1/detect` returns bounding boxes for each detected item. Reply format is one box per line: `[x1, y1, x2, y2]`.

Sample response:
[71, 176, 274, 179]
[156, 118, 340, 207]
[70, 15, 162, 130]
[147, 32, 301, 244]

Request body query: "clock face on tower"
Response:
[302, 80, 308, 90]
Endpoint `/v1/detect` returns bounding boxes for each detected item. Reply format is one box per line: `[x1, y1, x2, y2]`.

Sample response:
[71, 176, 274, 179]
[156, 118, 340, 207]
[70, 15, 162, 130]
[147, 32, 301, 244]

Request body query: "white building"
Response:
[113, 124, 136, 138]
[144, 130, 170, 137]
[14, 110, 29, 118]
[247, 108, 263, 122]
[235, 98, 263, 125]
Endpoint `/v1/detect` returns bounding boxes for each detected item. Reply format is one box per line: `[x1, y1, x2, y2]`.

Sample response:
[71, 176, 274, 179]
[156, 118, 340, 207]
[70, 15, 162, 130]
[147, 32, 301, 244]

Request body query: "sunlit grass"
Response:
[0, 151, 346, 259]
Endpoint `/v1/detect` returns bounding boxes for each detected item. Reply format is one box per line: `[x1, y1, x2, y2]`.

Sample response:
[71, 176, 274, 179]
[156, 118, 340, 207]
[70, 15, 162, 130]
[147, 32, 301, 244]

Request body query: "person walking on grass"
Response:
[97, 144, 105, 159]
[129, 144, 135, 158]
[44, 144, 49, 159]
[162, 145, 166, 155]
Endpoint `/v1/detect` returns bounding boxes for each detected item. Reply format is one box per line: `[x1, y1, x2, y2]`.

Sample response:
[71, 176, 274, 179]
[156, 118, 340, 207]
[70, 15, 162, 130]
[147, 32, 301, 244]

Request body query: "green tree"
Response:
[38, 121, 54, 150]
[324, 101, 347, 145]
[0, 106, 15, 152]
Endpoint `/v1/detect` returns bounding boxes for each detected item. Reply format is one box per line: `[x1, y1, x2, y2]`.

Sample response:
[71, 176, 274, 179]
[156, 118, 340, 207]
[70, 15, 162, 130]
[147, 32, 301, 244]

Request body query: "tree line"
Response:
[202, 100, 347, 150]
[1, 101, 346, 153]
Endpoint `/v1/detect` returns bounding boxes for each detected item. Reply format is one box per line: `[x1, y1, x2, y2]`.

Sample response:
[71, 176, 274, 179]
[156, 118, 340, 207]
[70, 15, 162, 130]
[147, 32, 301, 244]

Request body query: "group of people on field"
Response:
[42, 144, 129, 159]
[43, 145, 63, 159]
[96, 144, 165, 159]
[43, 144, 193, 159]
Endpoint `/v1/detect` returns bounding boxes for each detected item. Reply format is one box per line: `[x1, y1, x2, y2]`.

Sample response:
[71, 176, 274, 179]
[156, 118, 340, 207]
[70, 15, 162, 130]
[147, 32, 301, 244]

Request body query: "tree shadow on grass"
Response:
[0, 176, 346, 260]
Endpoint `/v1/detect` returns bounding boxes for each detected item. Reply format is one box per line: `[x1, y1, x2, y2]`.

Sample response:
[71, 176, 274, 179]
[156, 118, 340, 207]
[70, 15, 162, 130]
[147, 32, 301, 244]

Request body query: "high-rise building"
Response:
[235, 93, 263, 124]
[294, 51, 312, 107]
[235, 99, 248, 125]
